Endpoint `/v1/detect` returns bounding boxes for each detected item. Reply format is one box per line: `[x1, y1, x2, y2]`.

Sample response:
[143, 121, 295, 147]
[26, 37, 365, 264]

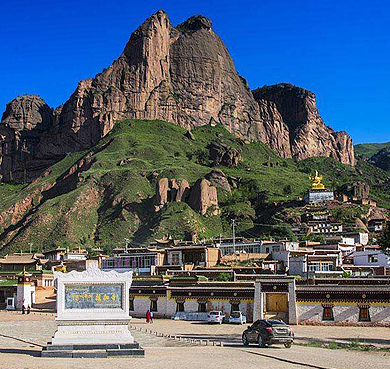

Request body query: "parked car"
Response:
[242, 319, 294, 348]
[228, 311, 247, 324]
[207, 311, 225, 324]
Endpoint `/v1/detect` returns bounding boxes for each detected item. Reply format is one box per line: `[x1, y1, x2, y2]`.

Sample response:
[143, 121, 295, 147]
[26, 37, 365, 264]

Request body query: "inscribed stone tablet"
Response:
[65, 284, 122, 309]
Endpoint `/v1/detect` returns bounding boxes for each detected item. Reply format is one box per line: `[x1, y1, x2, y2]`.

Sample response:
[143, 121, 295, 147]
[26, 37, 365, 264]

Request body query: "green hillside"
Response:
[0, 119, 389, 255]
[355, 142, 390, 158]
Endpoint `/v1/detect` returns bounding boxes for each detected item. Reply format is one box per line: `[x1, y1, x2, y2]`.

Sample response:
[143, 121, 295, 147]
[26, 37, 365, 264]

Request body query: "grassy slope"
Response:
[355, 142, 390, 158]
[0, 119, 389, 254]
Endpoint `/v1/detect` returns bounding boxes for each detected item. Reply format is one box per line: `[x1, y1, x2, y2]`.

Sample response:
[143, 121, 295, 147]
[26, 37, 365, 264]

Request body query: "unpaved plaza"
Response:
[0, 312, 390, 369]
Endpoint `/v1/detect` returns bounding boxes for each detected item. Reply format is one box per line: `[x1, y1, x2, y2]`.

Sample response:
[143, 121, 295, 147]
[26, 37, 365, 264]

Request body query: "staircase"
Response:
[41, 342, 145, 358]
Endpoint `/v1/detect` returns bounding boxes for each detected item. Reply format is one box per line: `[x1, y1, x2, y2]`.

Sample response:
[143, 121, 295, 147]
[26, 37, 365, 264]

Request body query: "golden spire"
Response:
[309, 170, 325, 190]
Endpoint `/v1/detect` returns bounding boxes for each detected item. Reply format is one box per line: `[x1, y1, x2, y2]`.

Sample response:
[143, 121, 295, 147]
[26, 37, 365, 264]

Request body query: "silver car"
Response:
[207, 311, 225, 324]
[228, 311, 247, 324]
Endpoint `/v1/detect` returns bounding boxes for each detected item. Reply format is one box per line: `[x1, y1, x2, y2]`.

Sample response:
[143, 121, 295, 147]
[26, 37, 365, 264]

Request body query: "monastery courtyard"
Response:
[0, 311, 389, 369]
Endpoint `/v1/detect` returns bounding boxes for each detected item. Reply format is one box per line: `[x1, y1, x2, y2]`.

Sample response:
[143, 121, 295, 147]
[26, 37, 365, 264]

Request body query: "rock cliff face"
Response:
[253, 84, 355, 165]
[153, 176, 219, 216]
[0, 95, 54, 182]
[0, 11, 355, 183]
[188, 178, 220, 216]
[154, 178, 190, 211]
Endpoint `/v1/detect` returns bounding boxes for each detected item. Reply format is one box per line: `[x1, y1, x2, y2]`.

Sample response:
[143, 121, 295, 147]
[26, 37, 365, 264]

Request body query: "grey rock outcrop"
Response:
[209, 141, 243, 167]
[339, 181, 370, 200]
[205, 169, 231, 193]
[0, 95, 54, 182]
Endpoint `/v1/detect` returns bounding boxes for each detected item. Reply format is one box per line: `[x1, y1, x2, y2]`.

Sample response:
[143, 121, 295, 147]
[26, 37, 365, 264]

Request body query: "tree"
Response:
[215, 273, 232, 282]
[283, 184, 292, 196]
[379, 222, 390, 255]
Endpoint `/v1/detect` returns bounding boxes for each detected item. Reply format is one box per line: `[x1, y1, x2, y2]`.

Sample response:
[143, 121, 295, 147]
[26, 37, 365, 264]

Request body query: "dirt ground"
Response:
[0, 311, 389, 369]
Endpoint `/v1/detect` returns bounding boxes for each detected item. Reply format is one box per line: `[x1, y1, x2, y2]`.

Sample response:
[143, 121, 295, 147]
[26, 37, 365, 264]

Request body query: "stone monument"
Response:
[42, 265, 144, 358]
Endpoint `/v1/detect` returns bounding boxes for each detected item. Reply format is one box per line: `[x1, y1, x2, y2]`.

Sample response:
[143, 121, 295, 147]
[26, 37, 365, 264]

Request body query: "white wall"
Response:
[298, 303, 390, 323]
[131, 296, 253, 320]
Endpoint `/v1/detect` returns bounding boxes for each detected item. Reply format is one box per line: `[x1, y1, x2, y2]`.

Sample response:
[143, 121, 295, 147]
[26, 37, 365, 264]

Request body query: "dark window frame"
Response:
[150, 299, 158, 312]
[176, 301, 185, 312]
[322, 306, 334, 321]
[359, 306, 370, 322]
[198, 301, 207, 313]
[230, 302, 240, 314]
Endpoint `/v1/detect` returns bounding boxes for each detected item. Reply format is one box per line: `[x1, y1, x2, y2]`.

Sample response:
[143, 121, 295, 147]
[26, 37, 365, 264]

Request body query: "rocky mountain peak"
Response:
[122, 10, 173, 59]
[0, 11, 356, 183]
[176, 15, 212, 32]
[1, 95, 53, 132]
[253, 83, 355, 165]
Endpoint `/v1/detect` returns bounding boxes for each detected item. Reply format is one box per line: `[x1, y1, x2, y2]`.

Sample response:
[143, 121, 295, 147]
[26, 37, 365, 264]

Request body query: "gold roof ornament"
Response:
[57, 264, 67, 273]
[309, 170, 325, 190]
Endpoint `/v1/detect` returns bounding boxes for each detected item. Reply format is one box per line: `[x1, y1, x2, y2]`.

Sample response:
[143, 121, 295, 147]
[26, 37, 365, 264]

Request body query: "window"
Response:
[230, 302, 240, 314]
[171, 252, 180, 265]
[308, 262, 320, 272]
[198, 302, 207, 313]
[129, 298, 134, 312]
[121, 257, 127, 268]
[150, 299, 158, 312]
[359, 306, 370, 322]
[321, 263, 334, 272]
[176, 301, 185, 312]
[322, 306, 334, 321]
[368, 255, 378, 263]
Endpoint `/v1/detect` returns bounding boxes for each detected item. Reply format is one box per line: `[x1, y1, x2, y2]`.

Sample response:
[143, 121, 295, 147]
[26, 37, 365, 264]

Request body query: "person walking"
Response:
[27, 305, 31, 314]
[150, 310, 154, 323]
[21, 304, 25, 314]
[146, 310, 151, 323]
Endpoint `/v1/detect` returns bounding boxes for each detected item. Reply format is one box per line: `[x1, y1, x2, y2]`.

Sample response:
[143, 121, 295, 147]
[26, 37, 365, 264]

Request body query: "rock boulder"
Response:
[188, 178, 220, 216]
[205, 169, 231, 193]
[209, 141, 242, 167]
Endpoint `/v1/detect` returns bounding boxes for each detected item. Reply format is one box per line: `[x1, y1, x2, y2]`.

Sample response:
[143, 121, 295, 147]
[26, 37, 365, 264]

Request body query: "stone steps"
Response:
[41, 342, 145, 358]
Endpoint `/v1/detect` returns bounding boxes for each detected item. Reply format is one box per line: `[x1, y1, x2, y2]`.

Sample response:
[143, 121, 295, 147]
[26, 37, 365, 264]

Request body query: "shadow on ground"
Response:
[0, 348, 41, 357]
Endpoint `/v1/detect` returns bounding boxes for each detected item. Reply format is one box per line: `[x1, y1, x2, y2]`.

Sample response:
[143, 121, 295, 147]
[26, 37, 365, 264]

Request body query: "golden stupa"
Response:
[309, 170, 325, 190]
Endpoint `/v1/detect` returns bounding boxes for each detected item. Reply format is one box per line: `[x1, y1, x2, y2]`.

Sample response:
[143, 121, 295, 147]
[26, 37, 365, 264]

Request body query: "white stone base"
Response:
[51, 320, 134, 345]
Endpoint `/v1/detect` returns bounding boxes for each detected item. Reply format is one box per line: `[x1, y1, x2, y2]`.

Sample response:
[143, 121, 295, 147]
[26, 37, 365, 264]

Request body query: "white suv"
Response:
[207, 311, 225, 324]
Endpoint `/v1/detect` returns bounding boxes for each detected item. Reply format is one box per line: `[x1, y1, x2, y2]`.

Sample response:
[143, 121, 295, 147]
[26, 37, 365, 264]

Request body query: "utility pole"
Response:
[232, 219, 236, 254]
[306, 253, 309, 285]
[28, 243, 33, 254]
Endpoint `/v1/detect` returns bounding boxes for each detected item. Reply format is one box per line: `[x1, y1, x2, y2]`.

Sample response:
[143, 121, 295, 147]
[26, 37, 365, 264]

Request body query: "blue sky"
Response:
[1, 0, 389, 144]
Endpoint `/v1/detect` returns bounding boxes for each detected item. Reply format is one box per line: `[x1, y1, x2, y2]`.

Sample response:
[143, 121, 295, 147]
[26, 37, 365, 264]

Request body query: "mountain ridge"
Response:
[0, 119, 388, 255]
[0, 10, 354, 184]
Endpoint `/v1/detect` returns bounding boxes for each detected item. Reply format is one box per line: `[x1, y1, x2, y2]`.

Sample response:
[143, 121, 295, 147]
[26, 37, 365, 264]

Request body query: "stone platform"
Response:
[41, 342, 144, 358]
[50, 319, 134, 345]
